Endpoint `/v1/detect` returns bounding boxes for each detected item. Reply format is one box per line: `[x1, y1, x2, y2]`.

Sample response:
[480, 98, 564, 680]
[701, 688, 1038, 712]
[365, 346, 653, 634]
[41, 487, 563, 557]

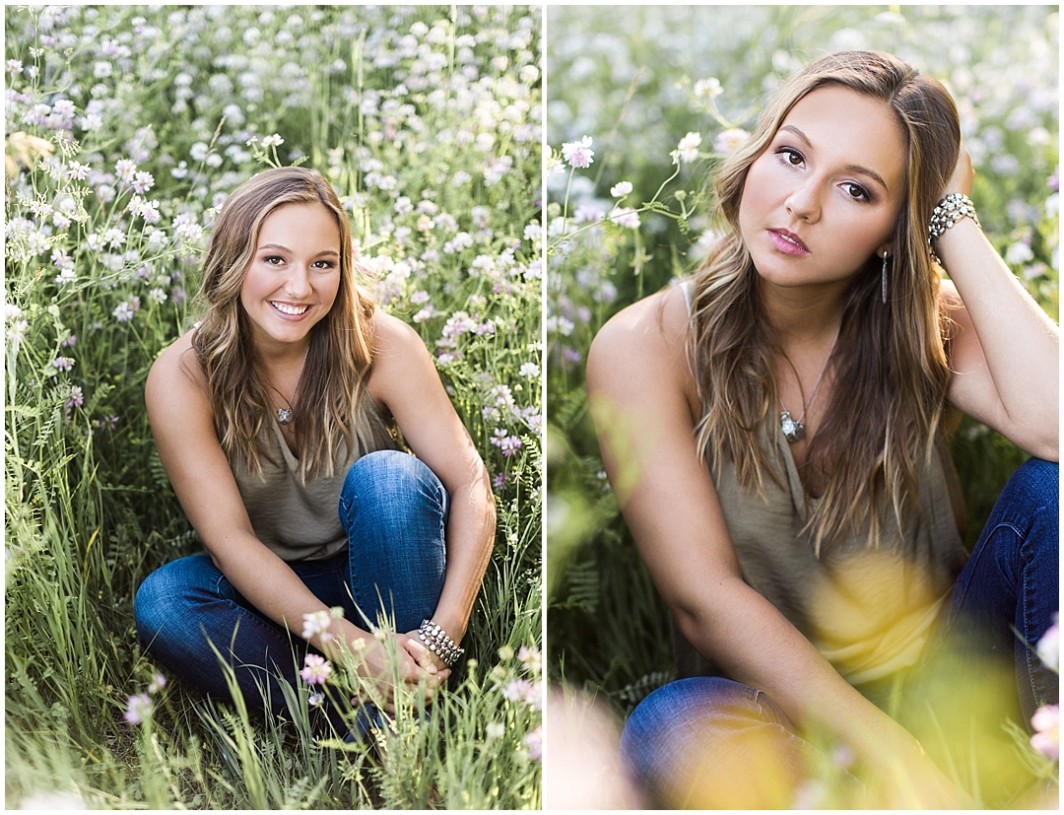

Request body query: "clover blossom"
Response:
[300, 653, 333, 686]
[517, 644, 541, 674]
[524, 726, 542, 761]
[485, 721, 505, 741]
[694, 76, 723, 100]
[675, 132, 702, 164]
[302, 607, 343, 643]
[714, 128, 750, 154]
[607, 207, 640, 230]
[1036, 613, 1058, 671]
[124, 692, 152, 725]
[1030, 704, 1059, 762]
[561, 135, 594, 169]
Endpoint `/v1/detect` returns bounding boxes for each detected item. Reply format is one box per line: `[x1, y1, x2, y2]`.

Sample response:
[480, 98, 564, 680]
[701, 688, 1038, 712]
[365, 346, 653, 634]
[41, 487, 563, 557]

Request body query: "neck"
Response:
[759, 279, 847, 347]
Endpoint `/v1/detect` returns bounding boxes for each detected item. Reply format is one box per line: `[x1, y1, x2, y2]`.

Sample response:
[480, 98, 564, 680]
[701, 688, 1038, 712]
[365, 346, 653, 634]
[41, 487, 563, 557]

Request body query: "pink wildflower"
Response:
[561, 135, 594, 169]
[124, 692, 152, 725]
[524, 726, 542, 761]
[300, 653, 333, 686]
[1030, 704, 1059, 762]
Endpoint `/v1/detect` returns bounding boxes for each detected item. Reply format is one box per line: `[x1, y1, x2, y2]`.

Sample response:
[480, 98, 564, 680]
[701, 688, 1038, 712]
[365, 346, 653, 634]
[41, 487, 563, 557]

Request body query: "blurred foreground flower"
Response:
[5, 130, 54, 175]
[1030, 704, 1059, 762]
[524, 725, 542, 761]
[124, 692, 152, 725]
[562, 135, 594, 169]
[300, 653, 332, 686]
[1036, 613, 1058, 671]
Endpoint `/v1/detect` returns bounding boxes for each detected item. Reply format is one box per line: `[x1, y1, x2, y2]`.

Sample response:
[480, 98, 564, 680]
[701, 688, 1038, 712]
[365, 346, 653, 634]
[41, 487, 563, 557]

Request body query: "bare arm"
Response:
[586, 287, 965, 806]
[146, 332, 444, 699]
[937, 145, 1059, 461]
[367, 313, 496, 659]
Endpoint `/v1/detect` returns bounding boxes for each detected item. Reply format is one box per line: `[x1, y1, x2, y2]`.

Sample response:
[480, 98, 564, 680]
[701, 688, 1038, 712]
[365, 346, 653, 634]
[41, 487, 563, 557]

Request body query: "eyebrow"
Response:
[778, 124, 891, 192]
[257, 243, 340, 258]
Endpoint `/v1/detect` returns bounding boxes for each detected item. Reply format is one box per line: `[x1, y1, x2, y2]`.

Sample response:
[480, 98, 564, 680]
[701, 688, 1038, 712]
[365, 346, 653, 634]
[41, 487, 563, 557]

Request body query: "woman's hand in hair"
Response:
[943, 138, 974, 198]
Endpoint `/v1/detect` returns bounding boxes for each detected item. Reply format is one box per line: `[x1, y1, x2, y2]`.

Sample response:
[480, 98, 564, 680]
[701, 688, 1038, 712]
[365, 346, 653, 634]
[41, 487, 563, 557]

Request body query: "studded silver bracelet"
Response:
[928, 192, 981, 265]
[417, 619, 464, 667]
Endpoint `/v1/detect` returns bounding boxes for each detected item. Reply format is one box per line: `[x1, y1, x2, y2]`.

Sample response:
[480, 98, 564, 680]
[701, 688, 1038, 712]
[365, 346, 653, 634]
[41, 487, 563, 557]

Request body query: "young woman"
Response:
[587, 51, 1058, 808]
[135, 167, 496, 736]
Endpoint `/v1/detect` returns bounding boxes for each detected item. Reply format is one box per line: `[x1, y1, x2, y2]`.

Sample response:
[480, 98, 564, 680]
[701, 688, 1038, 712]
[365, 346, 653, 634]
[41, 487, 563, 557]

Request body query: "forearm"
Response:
[938, 219, 1059, 432]
[209, 534, 371, 655]
[676, 576, 929, 769]
[430, 473, 497, 642]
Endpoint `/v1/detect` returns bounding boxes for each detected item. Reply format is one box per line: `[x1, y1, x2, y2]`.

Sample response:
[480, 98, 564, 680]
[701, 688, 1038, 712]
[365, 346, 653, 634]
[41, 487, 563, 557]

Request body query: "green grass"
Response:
[5, 5, 541, 809]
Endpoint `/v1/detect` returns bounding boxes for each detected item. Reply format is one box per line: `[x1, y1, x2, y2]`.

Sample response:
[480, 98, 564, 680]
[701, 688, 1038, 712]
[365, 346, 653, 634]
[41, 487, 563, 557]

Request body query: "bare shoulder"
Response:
[366, 310, 438, 408]
[370, 309, 423, 359]
[587, 284, 696, 404]
[145, 329, 210, 419]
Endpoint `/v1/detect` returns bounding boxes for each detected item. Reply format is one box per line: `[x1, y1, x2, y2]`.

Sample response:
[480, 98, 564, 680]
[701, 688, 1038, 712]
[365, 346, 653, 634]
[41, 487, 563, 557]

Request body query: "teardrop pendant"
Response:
[780, 410, 805, 443]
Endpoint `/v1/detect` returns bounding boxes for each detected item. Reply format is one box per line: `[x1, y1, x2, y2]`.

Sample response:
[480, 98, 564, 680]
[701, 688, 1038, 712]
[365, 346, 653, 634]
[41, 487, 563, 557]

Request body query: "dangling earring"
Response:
[880, 250, 890, 304]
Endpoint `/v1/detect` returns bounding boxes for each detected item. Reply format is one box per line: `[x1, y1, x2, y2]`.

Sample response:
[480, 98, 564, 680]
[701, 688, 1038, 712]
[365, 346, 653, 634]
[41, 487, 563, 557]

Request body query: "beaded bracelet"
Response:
[417, 619, 464, 667]
[928, 192, 981, 265]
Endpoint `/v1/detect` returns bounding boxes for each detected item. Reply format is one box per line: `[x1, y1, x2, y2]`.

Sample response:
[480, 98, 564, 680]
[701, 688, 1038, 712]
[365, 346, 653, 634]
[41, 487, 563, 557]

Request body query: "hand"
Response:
[347, 630, 450, 712]
[943, 138, 975, 198]
[402, 628, 450, 674]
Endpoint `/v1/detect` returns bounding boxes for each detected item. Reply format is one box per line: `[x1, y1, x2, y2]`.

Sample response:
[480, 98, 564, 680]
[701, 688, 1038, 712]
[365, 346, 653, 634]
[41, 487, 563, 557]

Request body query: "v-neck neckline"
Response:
[270, 417, 300, 466]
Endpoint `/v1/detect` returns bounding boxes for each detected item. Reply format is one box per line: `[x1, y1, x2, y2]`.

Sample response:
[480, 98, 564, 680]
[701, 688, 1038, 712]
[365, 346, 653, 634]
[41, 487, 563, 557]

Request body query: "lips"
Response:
[269, 301, 311, 317]
[768, 228, 811, 256]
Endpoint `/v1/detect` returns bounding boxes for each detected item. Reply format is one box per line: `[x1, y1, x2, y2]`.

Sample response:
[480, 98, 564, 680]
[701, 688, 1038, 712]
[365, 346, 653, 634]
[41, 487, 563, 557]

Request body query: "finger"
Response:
[403, 636, 438, 674]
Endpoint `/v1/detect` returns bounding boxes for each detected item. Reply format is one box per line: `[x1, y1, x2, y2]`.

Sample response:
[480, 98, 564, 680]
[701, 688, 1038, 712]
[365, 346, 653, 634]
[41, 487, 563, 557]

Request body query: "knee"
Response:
[621, 677, 744, 766]
[340, 451, 447, 527]
[1009, 457, 1059, 511]
[134, 556, 210, 645]
[134, 565, 178, 645]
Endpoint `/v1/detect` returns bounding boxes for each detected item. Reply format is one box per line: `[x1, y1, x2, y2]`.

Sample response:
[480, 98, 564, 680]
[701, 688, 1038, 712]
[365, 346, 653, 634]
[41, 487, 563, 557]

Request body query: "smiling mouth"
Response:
[269, 301, 311, 316]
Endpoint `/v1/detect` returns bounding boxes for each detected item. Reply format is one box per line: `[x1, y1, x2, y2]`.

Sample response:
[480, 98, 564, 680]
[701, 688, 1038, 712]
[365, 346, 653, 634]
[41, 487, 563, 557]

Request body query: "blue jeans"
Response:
[134, 450, 448, 734]
[621, 458, 1059, 807]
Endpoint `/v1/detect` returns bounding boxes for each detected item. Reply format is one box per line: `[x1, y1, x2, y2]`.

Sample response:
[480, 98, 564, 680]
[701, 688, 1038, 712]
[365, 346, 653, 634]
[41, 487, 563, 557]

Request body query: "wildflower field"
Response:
[546, 4, 1058, 808]
[5, 5, 541, 809]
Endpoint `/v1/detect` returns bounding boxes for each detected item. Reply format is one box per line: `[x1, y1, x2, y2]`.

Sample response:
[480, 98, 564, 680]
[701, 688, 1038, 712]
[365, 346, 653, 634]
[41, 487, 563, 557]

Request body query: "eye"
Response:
[263, 255, 285, 266]
[841, 182, 872, 202]
[312, 259, 336, 270]
[776, 147, 805, 167]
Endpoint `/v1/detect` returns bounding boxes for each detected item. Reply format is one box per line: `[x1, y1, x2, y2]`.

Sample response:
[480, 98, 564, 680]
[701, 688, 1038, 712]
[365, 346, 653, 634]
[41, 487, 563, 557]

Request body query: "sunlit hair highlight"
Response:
[688, 51, 960, 554]
[192, 166, 378, 481]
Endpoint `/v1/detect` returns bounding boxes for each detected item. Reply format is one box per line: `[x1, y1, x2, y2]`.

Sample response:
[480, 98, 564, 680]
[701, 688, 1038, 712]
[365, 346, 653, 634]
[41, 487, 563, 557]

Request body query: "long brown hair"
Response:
[689, 51, 960, 555]
[192, 166, 379, 480]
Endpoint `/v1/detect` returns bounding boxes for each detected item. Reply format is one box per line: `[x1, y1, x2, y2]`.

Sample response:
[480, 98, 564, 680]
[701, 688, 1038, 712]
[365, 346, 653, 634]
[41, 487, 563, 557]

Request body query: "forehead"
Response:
[779, 84, 907, 192]
[257, 201, 340, 245]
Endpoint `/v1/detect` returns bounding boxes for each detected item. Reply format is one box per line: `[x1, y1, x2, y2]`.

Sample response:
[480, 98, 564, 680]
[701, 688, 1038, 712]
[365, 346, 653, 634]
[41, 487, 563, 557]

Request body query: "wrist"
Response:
[417, 618, 466, 667]
[929, 192, 981, 267]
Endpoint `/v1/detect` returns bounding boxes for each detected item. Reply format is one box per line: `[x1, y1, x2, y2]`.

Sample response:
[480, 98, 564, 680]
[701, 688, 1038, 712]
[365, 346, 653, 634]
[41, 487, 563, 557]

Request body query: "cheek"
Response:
[739, 160, 775, 221]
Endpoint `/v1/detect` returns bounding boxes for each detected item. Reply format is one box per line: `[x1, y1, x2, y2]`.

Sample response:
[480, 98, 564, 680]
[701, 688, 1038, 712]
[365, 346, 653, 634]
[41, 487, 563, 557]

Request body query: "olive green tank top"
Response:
[681, 281, 969, 684]
[228, 400, 398, 562]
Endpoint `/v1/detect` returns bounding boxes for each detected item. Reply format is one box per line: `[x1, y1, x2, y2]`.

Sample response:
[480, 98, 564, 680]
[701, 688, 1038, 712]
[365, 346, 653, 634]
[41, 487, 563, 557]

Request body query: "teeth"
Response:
[271, 301, 309, 315]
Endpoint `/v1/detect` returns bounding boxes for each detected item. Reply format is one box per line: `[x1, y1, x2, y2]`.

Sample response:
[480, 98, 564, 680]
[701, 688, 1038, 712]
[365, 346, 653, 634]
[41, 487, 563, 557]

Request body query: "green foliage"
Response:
[545, 6, 1059, 792]
[5, 4, 541, 809]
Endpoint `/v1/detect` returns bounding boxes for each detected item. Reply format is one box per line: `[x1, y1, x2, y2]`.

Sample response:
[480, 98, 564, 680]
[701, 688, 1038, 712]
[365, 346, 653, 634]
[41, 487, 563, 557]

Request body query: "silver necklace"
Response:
[778, 324, 840, 444]
[270, 385, 295, 425]
[266, 351, 307, 426]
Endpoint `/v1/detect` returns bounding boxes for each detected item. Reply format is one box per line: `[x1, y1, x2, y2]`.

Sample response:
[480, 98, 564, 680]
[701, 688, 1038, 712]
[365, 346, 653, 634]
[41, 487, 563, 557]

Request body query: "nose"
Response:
[785, 180, 821, 223]
[283, 264, 313, 298]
